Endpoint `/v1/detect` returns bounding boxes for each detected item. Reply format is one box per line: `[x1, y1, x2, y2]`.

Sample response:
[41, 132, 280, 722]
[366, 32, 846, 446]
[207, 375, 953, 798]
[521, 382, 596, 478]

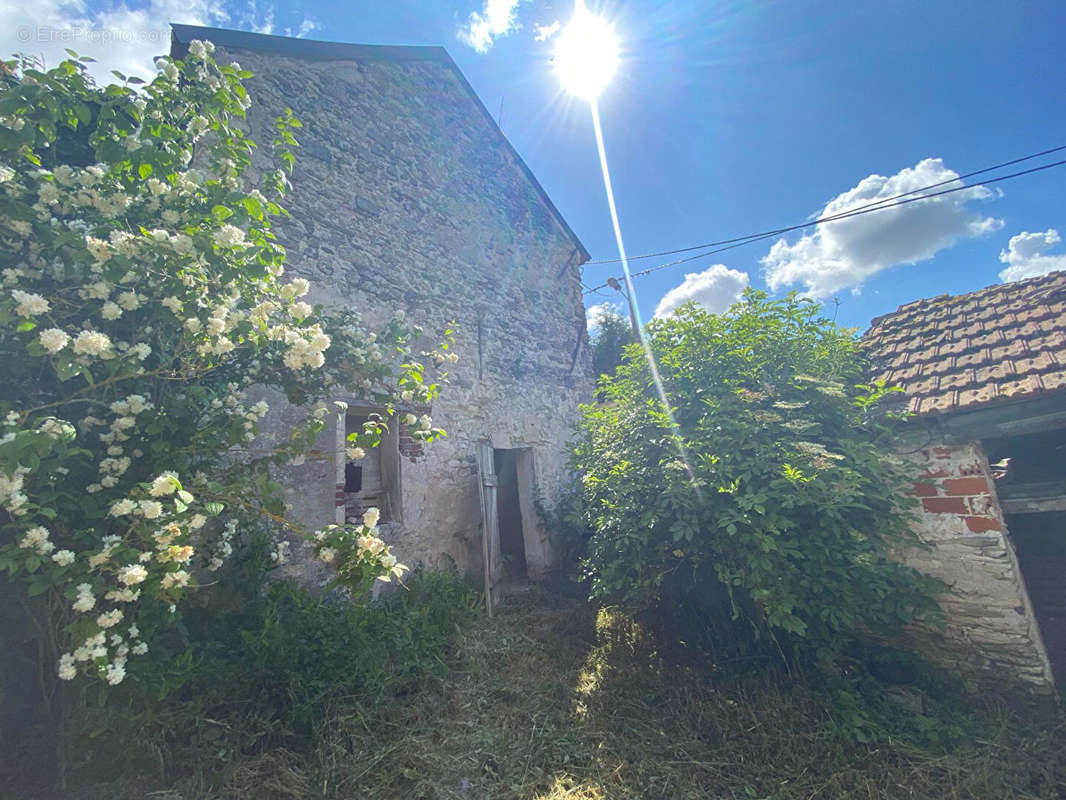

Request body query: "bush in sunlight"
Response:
[574, 290, 943, 666]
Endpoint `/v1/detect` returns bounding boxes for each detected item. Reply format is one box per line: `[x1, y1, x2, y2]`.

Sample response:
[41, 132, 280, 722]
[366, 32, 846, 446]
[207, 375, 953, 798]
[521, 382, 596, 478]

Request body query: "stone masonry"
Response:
[902, 442, 1054, 690]
[171, 26, 593, 580]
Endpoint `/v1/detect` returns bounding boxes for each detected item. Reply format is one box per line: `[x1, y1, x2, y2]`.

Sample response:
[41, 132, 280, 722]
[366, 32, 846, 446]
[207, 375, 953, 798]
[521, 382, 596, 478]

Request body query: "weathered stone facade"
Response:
[172, 26, 592, 581]
[901, 444, 1055, 691]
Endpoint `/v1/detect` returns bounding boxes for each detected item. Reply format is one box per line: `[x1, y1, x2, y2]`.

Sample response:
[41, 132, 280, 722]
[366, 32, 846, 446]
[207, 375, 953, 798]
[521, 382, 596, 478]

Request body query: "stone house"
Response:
[864, 269, 1066, 692]
[169, 25, 592, 591]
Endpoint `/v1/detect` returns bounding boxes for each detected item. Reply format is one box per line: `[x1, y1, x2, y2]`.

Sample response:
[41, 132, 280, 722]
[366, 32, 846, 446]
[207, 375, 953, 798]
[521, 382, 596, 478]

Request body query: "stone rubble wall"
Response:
[213, 44, 593, 581]
[903, 441, 1054, 690]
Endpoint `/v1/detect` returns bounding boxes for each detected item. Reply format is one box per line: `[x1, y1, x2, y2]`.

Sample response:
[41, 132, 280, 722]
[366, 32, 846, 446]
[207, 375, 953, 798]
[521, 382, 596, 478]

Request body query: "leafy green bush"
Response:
[574, 291, 942, 666]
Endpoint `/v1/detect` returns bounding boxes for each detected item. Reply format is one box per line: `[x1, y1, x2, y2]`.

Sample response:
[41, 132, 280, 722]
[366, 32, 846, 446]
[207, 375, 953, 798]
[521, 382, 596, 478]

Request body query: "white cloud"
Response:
[654, 264, 749, 318]
[998, 229, 1066, 282]
[0, 0, 314, 82]
[459, 0, 521, 53]
[286, 18, 317, 38]
[586, 301, 622, 332]
[534, 20, 560, 41]
[761, 158, 1003, 297]
[0, 0, 229, 81]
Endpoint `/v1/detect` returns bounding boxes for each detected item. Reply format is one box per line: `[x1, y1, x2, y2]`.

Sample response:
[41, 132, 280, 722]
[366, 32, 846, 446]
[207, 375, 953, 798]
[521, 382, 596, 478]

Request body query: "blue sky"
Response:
[5, 0, 1065, 330]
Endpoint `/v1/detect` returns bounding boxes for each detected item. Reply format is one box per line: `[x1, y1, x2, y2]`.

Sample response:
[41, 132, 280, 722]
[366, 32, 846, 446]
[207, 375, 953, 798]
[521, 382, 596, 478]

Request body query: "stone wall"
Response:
[903, 442, 1054, 690]
[204, 40, 592, 579]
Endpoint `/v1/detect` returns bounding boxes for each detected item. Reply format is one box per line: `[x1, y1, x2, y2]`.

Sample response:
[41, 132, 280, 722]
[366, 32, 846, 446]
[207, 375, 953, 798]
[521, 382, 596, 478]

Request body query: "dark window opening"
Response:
[344, 412, 401, 524]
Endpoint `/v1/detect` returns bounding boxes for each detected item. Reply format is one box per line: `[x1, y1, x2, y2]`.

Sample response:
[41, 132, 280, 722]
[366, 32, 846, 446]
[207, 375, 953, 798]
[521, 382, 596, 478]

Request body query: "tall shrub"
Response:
[0, 46, 450, 690]
[575, 291, 941, 662]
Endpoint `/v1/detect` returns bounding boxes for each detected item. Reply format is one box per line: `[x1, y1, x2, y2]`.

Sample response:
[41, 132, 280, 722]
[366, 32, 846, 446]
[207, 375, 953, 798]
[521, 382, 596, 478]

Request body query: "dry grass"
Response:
[34, 586, 1066, 799]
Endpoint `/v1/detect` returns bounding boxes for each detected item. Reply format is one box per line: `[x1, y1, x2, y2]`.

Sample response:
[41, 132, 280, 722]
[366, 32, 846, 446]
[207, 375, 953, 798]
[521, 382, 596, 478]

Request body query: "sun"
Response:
[554, 7, 620, 100]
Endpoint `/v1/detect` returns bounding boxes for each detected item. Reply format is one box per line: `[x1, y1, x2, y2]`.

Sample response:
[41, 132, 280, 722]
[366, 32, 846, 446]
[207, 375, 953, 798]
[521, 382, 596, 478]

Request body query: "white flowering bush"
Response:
[0, 47, 448, 689]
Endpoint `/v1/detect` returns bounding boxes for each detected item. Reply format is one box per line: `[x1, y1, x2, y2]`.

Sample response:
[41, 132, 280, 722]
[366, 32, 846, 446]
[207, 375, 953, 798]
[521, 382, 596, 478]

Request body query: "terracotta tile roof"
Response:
[863, 270, 1066, 415]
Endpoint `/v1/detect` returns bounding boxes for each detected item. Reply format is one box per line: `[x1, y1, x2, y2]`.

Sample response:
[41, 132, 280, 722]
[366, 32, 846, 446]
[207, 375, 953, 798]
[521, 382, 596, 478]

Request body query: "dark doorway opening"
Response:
[1004, 512, 1066, 683]
[987, 428, 1066, 684]
[494, 448, 528, 580]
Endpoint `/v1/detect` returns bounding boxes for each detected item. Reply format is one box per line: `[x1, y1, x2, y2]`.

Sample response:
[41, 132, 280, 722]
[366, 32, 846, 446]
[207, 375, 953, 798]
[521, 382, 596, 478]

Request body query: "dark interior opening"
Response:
[987, 428, 1066, 684]
[494, 448, 528, 580]
[1003, 512, 1066, 683]
[344, 462, 363, 493]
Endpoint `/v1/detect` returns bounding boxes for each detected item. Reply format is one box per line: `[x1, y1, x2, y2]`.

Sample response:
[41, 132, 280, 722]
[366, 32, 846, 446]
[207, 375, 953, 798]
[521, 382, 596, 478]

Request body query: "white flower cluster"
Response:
[19, 525, 54, 555]
[38, 328, 70, 353]
[270, 540, 291, 565]
[0, 465, 30, 515]
[281, 323, 331, 370]
[207, 518, 238, 571]
[11, 289, 49, 316]
[149, 472, 179, 497]
[73, 583, 96, 612]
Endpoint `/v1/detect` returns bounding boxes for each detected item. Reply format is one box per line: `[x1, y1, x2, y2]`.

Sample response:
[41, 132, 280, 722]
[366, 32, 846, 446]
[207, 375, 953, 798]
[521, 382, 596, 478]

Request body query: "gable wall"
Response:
[213, 44, 592, 578]
[902, 442, 1054, 690]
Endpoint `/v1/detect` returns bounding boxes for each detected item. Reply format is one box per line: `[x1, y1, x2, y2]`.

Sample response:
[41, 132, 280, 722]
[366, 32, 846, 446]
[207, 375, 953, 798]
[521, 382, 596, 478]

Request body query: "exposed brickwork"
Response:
[864, 271, 1066, 415]
[921, 496, 968, 514]
[398, 423, 425, 462]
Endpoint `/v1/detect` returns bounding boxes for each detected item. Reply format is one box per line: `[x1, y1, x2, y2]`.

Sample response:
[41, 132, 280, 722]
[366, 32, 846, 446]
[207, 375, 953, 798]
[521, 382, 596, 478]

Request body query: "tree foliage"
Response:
[0, 45, 448, 689]
[575, 291, 942, 662]
[589, 307, 632, 380]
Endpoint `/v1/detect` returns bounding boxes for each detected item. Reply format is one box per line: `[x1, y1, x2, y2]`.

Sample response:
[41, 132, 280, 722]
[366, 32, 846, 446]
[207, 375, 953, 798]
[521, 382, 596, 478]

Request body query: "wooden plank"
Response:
[476, 443, 500, 616]
[1002, 495, 1066, 514]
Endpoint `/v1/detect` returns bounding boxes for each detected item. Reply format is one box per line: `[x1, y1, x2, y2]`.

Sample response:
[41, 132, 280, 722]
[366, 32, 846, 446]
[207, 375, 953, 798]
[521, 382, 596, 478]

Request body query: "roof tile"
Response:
[976, 361, 1015, 383]
[921, 390, 958, 414]
[1012, 352, 1057, 373]
[955, 349, 989, 369]
[862, 271, 1066, 415]
[997, 376, 1043, 399]
[971, 330, 1005, 348]
[989, 340, 1029, 361]
[937, 339, 969, 357]
[1042, 370, 1066, 392]
[958, 385, 997, 408]
[939, 370, 975, 391]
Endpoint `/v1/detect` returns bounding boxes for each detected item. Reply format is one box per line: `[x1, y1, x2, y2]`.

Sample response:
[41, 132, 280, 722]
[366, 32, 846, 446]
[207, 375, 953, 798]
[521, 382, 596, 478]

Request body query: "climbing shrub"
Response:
[0, 44, 451, 694]
[575, 291, 942, 664]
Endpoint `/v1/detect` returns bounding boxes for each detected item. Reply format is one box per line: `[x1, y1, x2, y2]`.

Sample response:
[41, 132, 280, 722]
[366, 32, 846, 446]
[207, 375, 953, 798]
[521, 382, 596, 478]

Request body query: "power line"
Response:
[585, 144, 1066, 267]
[584, 156, 1066, 294]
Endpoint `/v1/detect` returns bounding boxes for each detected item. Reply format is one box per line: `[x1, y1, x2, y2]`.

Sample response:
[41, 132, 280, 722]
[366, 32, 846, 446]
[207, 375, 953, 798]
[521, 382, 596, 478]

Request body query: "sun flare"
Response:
[554, 7, 619, 100]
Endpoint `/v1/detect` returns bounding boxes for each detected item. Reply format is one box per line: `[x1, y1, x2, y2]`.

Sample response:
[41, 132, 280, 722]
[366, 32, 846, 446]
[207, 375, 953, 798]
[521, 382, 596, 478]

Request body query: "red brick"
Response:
[919, 468, 951, 479]
[932, 447, 955, 459]
[964, 516, 1002, 533]
[910, 482, 939, 497]
[922, 496, 968, 514]
[942, 477, 991, 496]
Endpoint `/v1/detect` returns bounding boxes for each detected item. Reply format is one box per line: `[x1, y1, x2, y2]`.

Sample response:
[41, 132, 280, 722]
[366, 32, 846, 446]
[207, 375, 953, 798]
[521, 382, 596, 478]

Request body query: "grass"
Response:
[24, 584, 1066, 799]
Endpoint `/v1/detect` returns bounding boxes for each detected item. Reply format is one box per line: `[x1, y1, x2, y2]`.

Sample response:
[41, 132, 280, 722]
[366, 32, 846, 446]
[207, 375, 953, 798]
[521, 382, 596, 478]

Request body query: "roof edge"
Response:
[171, 23, 449, 63]
[169, 24, 591, 262]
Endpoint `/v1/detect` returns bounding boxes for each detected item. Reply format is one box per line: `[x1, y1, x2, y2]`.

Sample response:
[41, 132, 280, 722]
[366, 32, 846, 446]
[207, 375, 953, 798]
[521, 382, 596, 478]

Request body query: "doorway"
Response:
[987, 428, 1066, 684]
[494, 448, 529, 580]
[1004, 512, 1066, 682]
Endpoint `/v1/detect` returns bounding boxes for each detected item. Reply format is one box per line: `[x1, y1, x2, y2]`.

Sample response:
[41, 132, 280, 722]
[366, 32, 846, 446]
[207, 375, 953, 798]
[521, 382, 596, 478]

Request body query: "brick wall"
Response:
[902, 442, 1054, 690]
